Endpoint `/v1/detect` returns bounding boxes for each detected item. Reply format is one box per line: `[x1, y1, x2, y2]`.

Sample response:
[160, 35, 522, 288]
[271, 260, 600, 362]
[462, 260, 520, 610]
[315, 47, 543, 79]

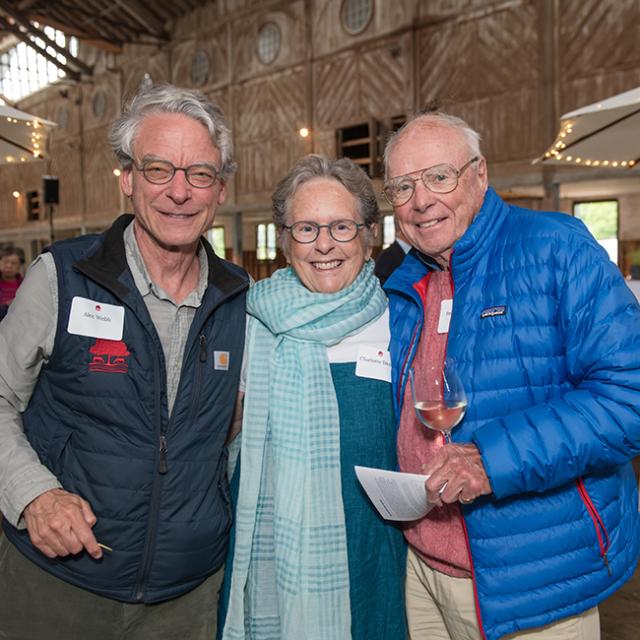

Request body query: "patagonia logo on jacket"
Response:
[480, 305, 507, 319]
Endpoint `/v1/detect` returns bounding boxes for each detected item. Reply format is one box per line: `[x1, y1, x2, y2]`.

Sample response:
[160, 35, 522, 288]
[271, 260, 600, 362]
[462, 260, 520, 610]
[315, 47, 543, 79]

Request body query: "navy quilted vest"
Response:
[4, 215, 248, 603]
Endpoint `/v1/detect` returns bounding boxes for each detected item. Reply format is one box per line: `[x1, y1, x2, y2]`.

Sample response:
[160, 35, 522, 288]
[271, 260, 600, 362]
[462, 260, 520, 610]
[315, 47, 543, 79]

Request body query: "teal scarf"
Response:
[223, 260, 387, 640]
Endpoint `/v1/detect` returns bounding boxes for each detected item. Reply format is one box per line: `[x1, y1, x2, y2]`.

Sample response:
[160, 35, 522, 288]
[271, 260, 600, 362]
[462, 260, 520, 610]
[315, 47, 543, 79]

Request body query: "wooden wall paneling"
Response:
[119, 51, 170, 103]
[48, 137, 84, 219]
[312, 129, 338, 158]
[82, 74, 121, 132]
[234, 67, 308, 201]
[82, 126, 122, 221]
[172, 3, 226, 40]
[312, 0, 417, 59]
[171, 27, 230, 91]
[315, 33, 413, 129]
[557, 0, 640, 114]
[0, 163, 42, 229]
[417, 1, 541, 163]
[231, 1, 306, 83]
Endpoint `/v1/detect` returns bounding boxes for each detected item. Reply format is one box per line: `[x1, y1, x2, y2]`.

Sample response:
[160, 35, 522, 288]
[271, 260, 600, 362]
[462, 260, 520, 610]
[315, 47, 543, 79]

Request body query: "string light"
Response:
[12, 191, 20, 198]
[544, 118, 636, 167]
[299, 127, 310, 138]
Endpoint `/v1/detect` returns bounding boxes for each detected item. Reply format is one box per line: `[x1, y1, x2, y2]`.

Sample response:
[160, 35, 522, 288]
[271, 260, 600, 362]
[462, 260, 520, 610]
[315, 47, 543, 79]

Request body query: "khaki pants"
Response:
[0, 534, 224, 640]
[406, 547, 600, 640]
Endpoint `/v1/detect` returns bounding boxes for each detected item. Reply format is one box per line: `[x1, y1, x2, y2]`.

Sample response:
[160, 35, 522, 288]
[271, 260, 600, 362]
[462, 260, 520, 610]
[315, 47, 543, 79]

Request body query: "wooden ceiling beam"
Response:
[112, 0, 167, 37]
[0, 0, 93, 74]
[0, 15, 80, 80]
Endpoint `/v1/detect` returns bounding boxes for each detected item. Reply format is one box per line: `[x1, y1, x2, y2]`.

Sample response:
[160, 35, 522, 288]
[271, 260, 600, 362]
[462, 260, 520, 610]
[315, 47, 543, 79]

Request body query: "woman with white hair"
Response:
[221, 155, 407, 640]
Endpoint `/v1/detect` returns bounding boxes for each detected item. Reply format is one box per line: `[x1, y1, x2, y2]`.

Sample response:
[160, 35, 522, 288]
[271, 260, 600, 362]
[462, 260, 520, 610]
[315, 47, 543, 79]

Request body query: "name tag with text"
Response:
[67, 296, 124, 341]
[355, 346, 392, 383]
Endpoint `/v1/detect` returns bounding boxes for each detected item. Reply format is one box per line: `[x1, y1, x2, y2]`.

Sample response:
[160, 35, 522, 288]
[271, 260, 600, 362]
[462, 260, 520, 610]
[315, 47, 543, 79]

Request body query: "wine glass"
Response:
[408, 358, 467, 443]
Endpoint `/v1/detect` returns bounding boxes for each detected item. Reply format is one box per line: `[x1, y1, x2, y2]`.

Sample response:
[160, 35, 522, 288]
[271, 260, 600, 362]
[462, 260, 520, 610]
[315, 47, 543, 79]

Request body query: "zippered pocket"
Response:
[576, 477, 612, 576]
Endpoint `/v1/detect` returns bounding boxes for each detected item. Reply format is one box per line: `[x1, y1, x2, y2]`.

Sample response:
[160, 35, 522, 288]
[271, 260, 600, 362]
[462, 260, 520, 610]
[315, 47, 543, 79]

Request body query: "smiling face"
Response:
[387, 121, 488, 268]
[120, 112, 227, 255]
[284, 177, 374, 293]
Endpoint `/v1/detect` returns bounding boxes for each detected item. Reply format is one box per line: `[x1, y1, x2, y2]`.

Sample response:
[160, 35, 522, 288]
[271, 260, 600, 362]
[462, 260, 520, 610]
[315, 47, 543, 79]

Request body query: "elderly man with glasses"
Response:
[0, 84, 249, 639]
[382, 112, 640, 640]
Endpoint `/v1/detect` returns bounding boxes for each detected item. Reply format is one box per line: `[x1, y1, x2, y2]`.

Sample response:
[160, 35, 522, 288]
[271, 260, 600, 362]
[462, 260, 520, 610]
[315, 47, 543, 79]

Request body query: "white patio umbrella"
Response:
[537, 86, 640, 169]
[0, 103, 57, 164]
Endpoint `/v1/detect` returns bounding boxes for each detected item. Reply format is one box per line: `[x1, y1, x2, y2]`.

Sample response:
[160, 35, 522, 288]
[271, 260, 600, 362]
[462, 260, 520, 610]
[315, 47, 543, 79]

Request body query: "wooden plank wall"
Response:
[2, 0, 639, 276]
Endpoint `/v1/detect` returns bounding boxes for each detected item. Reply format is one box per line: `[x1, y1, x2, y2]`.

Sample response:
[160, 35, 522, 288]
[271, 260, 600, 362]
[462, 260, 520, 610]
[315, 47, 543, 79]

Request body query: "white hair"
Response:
[383, 112, 482, 179]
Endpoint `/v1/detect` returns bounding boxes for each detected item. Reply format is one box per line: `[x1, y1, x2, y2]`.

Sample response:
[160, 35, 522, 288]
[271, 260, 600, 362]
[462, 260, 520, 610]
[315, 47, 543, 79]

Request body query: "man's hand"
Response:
[23, 488, 102, 559]
[422, 444, 492, 507]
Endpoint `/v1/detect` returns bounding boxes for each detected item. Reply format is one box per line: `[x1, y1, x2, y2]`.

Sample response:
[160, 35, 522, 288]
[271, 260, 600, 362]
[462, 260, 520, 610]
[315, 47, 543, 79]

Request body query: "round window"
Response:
[191, 51, 210, 86]
[257, 23, 281, 65]
[341, 0, 373, 35]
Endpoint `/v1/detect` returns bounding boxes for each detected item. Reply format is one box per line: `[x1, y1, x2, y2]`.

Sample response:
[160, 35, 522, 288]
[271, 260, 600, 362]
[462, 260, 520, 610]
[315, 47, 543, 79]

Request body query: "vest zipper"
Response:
[576, 477, 612, 576]
[159, 435, 168, 474]
[188, 335, 207, 420]
[134, 350, 166, 601]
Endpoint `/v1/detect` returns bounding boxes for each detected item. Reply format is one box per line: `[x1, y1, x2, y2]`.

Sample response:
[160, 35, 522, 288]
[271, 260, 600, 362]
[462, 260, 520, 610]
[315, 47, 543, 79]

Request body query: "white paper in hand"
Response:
[355, 465, 433, 521]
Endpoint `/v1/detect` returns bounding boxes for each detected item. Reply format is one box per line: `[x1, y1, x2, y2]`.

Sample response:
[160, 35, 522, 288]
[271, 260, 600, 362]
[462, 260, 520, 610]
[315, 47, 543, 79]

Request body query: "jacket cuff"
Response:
[2, 466, 62, 529]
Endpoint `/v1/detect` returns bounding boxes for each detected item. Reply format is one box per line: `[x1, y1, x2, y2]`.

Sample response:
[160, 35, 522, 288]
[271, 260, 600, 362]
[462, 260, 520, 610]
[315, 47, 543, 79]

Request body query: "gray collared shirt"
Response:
[0, 219, 208, 525]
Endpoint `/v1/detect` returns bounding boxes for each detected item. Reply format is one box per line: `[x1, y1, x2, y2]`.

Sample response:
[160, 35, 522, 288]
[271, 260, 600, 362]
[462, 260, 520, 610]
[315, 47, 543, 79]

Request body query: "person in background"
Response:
[374, 225, 411, 285]
[0, 84, 248, 640]
[0, 247, 25, 320]
[222, 154, 407, 640]
[382, 112, 640, 640]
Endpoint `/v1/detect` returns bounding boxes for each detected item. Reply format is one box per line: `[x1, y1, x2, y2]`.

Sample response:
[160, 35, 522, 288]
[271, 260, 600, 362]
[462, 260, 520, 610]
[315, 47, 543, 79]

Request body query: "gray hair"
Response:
[383, 112, 482, 179]
[272, 154, 379, 253]
[108, 83, 236, 180]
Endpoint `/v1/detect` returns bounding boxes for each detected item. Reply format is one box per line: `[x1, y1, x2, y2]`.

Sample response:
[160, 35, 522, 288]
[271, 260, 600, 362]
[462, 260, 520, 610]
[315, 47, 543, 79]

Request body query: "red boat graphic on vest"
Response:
[88, 338, 130, 373]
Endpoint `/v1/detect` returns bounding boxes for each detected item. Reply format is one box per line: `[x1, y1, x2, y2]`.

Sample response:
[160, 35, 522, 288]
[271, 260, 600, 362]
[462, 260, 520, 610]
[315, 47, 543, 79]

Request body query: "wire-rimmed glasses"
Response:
[132, 159, 220, 188]
[282, 219, 367, 244]
[383, 156, 479, 207]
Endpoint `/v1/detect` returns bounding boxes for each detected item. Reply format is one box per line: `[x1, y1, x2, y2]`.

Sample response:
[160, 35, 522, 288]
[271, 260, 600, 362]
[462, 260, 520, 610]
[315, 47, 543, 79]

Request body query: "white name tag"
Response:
[437, 299, 453, 334]
[67, 296, 124, 341]
[355, 346, 392, 383]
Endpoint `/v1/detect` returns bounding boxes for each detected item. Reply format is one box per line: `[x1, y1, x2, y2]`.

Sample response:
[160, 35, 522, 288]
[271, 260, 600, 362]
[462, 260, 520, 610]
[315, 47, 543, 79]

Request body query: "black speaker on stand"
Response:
[43, 176, 59, 244]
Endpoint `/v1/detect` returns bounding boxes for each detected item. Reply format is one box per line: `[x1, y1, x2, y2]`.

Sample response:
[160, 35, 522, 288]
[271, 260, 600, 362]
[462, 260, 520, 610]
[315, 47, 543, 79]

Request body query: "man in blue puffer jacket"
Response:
[382, 112, 640, 640]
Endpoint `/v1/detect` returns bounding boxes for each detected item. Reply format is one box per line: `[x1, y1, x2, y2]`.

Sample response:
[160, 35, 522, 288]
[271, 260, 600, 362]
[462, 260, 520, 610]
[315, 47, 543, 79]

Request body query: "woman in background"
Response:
[222, 155, 406, 640]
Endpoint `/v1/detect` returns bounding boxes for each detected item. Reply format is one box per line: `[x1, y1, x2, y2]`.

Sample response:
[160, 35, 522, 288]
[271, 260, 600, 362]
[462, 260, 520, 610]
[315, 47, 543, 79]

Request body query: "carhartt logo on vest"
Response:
[88, 338, 130, 373]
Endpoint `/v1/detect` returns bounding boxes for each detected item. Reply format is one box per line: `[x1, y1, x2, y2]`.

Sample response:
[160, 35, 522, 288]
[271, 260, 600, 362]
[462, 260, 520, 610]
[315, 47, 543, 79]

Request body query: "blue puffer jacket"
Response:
[386, 188, 640, 640]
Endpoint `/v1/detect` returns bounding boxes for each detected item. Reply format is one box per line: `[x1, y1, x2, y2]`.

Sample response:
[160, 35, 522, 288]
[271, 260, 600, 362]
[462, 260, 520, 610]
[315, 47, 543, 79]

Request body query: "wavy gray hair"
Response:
[383, 112, 482, 179]
[272, 154, 379, 255]
[108, 83, 236, 180]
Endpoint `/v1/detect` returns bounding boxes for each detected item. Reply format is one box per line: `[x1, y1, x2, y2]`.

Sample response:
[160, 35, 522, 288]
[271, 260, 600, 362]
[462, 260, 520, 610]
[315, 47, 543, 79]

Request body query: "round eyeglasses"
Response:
[283, 219, 367, 244]
[383, 156, 479, 206]
[133, 159, 220, 189]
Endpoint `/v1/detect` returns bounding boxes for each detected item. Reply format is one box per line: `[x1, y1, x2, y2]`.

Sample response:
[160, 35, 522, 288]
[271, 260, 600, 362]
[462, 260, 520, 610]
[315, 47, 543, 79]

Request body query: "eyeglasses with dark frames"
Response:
[132, 159, 221, 189]
[383, 156, 479, 206]
[282, 219, 368, 244]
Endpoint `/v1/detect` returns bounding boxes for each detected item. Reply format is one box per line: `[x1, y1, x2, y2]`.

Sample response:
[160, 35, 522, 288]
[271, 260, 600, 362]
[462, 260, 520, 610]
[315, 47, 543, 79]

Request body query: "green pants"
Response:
[0, 534, 224, 640]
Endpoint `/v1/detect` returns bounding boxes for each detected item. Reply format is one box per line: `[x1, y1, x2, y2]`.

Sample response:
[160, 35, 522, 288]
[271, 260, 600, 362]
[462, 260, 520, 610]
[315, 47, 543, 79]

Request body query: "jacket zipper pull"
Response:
[159, 435, 168, 474]
[199, 335, 207, 362]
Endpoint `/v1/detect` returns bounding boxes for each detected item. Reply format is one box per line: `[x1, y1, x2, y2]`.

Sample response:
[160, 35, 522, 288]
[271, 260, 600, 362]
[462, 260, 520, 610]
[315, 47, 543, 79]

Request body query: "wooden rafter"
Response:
[0, 15, 81, 80]
[0, 0, 92, 74]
